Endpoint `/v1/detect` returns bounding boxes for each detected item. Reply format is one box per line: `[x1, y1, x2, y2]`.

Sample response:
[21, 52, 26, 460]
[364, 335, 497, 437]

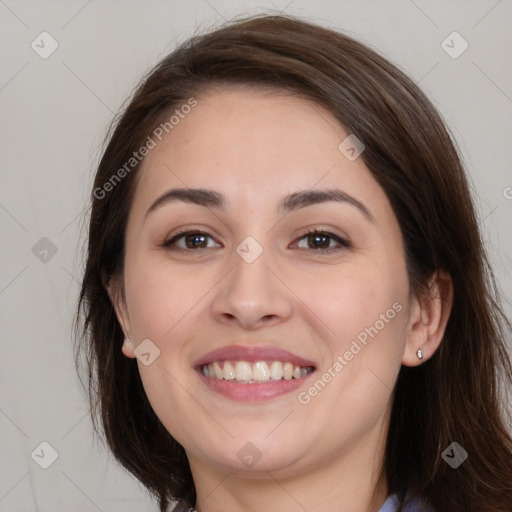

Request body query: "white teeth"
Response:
[270, 361, 283, 380]
[213, 361, 223, 379]
[202, 360, 312, 382]
[235, 361, 252, 381]
[283, 362, 293, 380]
[252, 361, 270, 381]
[223, 361, 235, 380]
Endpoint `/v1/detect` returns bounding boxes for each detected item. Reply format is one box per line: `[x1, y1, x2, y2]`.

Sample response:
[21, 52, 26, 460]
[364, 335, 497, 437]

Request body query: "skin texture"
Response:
[110, 88, 453, 512]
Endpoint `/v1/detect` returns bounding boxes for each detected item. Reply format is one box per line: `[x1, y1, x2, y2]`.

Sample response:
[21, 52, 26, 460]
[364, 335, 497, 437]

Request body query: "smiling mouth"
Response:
[200, 360, 315, 383]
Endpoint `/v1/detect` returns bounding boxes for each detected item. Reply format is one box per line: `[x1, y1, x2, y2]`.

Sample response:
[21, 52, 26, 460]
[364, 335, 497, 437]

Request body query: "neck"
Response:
[188, 412, 390, 512]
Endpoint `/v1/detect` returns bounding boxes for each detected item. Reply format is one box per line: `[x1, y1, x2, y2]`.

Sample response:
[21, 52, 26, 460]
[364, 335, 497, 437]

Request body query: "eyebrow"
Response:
[145, 187, 373, 222]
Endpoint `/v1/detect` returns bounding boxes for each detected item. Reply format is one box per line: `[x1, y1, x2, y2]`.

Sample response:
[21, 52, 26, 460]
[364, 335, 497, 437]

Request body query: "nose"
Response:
[211, 245, 293, 330]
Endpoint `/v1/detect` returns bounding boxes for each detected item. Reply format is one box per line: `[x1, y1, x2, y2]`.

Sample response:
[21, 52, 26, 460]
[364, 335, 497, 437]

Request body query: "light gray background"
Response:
[1, 0, 511, 510]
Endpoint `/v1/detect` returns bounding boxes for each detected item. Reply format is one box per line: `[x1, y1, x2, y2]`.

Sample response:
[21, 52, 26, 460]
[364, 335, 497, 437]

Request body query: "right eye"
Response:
[162, 230, 221, 251]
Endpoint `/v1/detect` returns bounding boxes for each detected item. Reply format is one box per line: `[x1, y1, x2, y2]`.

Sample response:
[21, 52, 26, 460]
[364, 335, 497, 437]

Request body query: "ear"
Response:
[105, 280, 136, 359]
[402, 270, 453, 366]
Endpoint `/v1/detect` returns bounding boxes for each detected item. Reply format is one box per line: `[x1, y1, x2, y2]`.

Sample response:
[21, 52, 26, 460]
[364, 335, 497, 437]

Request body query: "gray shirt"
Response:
[379, 494, 433, 512]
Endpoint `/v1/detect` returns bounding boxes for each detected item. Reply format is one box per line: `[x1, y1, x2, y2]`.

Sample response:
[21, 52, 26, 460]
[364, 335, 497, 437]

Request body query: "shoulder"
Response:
[379, 494, 435, 512]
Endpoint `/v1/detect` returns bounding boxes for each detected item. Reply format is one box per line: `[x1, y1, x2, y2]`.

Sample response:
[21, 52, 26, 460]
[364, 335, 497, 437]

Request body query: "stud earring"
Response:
[417, 348, 423, 360]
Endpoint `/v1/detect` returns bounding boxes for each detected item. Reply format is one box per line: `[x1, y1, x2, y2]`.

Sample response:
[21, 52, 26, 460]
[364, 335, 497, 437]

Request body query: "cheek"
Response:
[290, 263, 407, 451]
[124, 255, 208, 341]
[124, 270, 173, 340]
[292, 262, 407, 352]
[121, 258, 211, 441]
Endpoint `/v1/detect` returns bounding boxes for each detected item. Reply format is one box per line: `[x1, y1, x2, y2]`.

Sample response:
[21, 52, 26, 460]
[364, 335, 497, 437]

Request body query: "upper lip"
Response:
[193, 345, 316, 368]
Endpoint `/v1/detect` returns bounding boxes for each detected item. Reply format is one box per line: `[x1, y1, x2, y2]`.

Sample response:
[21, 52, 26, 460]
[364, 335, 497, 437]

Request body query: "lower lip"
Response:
[197, 371, 314, 402]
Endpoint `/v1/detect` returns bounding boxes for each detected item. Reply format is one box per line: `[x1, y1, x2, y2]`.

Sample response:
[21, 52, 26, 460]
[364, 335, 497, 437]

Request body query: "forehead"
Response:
[130, 87, 389, 220]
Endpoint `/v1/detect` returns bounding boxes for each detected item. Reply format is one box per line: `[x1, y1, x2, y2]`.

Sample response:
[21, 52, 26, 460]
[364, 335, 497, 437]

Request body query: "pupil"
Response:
[310, 234, 329, 248]
[186, 234, 206, 248]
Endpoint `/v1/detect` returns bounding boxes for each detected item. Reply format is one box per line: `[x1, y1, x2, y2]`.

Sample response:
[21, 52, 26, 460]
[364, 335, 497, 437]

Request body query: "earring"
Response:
[417, 348, 423, 360]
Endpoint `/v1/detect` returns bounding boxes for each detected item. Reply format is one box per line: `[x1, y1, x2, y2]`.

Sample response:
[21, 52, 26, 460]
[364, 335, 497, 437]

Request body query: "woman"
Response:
[76, 14, 512, 512]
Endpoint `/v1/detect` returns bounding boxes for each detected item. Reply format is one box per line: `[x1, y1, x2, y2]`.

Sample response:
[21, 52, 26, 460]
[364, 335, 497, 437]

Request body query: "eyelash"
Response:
[161, 228, 351, 254]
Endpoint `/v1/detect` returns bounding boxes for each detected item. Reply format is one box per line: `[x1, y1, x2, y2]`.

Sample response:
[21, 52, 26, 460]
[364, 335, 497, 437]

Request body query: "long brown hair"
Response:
[75, 14, 512, 511]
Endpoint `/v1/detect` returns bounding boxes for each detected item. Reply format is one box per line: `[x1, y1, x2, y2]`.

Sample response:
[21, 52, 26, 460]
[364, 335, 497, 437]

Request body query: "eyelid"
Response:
[161, 227, 222, 249]
[290, 228, 351, 253]
[293, 225, 351, 244]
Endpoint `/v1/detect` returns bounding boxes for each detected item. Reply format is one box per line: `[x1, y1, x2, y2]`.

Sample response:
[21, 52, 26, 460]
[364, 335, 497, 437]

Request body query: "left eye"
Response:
[294, 231, 350, 252]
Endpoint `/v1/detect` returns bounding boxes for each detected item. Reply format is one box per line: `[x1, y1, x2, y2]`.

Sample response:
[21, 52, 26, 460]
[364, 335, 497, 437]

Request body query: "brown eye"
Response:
[295, 230, 350, 253]
[183, 233, 208, 249]
[306, 233, 331, 249]
[163, 230, 220, 250]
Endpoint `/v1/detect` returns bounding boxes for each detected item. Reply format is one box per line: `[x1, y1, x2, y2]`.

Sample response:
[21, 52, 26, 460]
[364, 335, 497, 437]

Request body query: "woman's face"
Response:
[114, 87, 416, 481]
